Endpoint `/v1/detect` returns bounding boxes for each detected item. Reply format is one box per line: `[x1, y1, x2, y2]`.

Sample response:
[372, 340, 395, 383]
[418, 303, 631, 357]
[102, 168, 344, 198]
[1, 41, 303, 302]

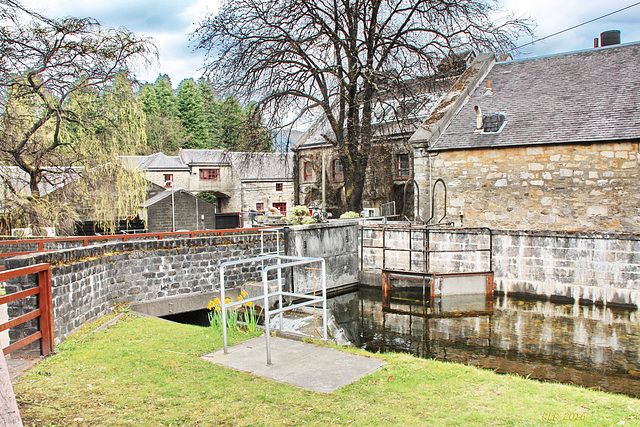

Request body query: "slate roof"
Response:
[140, 187, 187, 207]
[229, 152, 294, 181]
[134, 153, 189, 171]
[179, 149, 231, 166]
[294, 75, 461, 151]
[0, 166, 81, 197]
[428, 42, 640, 151]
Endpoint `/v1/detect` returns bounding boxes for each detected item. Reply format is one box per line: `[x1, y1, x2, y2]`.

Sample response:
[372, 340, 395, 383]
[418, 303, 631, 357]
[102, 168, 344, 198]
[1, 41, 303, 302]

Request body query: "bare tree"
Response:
[194, 0, 531, 212]
[0, 1, 156, 234]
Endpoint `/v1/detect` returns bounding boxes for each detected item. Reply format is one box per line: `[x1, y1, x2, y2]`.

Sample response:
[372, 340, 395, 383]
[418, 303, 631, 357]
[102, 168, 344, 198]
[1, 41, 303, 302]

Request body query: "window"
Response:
[200, 169, 220, 180]
[256, 202, 264, 212]
[273, 202, 287, 214]
[333, 159, 344, 181]
[275, 182, 283, 192]
[481, 113, 506, 133]
[163, 174, 173, 187]
[397, 154, 410, 178]
[303, 162, 313, 181]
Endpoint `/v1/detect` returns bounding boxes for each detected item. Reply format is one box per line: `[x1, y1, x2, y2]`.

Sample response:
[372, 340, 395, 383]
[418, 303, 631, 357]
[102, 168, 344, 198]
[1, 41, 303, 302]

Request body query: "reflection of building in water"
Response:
[347, 287, 640, 398]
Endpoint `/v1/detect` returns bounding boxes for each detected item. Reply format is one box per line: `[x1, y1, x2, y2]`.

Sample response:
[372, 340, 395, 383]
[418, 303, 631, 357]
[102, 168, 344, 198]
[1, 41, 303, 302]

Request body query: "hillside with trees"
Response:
[139, 76, 273, 154]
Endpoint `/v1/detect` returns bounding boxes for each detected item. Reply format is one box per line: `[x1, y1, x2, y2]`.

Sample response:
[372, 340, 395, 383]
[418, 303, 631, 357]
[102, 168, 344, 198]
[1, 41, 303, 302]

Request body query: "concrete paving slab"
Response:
[202, 336, 385, 393]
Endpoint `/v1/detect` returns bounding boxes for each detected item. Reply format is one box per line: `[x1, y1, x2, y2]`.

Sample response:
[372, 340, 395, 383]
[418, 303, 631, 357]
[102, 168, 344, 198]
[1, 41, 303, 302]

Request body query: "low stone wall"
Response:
[4, 233, 279, 346]
[361, 226, 640, 308]
[285, 220, 360, 294]
[493, 230, 640, 307]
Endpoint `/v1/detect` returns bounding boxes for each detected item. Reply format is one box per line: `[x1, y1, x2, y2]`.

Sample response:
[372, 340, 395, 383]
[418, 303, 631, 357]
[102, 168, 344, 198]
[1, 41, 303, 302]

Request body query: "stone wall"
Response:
[242, 180, 295, 216]
[145, 191, 216, 232]
[285, 221, 360, 294]
[415, 142, 640, 233]
[360, 226, 640, 308]
[4, 233, 280, 346]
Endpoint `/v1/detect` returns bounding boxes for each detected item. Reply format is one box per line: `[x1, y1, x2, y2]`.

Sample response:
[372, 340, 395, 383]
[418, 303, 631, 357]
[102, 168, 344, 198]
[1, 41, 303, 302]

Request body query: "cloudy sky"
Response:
[20, 0, 640, 87]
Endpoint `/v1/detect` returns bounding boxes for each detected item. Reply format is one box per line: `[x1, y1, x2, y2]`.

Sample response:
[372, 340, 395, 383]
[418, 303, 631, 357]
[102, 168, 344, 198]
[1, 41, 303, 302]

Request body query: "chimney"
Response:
[600, 30, 621, 47]
[483, 80, 493, 96]
[474, 106, 483, 130]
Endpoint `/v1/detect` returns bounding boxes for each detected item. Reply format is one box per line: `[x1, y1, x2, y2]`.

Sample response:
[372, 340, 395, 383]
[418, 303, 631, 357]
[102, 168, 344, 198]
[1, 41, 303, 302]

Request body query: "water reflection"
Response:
[331, 286, 640, 398]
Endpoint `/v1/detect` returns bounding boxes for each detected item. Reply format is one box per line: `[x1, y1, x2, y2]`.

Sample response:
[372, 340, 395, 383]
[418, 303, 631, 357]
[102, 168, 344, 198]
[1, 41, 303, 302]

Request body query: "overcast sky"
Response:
[20, 0, 640, 86]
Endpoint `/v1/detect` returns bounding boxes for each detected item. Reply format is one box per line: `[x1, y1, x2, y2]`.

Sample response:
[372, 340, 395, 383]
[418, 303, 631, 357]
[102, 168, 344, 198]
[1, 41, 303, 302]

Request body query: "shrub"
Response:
[340, 211, 360, 219]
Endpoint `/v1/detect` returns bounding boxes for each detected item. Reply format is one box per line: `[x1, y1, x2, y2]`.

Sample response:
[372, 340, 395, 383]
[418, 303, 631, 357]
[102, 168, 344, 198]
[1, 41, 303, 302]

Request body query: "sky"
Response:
[19, 0, 640, 87]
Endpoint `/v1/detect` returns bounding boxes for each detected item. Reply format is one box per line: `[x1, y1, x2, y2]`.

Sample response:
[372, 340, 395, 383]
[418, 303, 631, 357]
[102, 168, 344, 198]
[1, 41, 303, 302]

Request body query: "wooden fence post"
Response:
[37, 266, 54, 356]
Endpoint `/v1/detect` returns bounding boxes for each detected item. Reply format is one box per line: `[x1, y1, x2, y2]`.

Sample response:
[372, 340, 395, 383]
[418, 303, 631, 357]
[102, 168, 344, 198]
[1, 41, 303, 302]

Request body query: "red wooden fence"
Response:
[0, 226, 270, 256]
[0, 263, 54, 356]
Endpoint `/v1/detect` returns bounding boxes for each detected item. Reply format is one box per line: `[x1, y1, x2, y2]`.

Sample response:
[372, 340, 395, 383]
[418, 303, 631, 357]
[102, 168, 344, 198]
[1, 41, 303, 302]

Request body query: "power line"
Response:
[512, 1, 640, 51]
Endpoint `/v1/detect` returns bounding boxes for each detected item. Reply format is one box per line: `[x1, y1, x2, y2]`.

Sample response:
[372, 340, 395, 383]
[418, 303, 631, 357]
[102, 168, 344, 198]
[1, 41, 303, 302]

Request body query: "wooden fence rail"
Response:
[0, 226, 271, 256]
[0, 263, 53, 356]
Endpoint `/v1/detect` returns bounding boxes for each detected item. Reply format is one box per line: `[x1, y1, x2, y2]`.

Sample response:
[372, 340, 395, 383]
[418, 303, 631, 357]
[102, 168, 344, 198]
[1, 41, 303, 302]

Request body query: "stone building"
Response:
[122, 149, 294, 216]
[292, 52, 475, 218]
[409, 41, 640, 232]
[139, 188, 216, 232]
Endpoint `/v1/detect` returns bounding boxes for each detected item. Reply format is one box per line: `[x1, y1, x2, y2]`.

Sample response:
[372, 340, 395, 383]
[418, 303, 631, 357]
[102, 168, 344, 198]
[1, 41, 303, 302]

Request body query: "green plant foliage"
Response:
[177, 78, 210, 149]
[13, 312, 640, 426]
[287, 205, 312, 225]
[340, 211, 360, 219]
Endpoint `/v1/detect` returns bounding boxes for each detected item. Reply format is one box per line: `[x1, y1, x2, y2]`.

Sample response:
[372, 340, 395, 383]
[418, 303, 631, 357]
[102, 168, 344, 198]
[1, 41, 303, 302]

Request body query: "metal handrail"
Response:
[219, 254, 327, 365]
[360, 224, 493, 274]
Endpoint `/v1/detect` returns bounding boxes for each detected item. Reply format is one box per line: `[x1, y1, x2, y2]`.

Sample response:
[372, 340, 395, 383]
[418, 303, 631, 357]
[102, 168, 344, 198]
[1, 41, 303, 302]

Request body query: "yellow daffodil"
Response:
[241, 290, 247, 297]
[214, 306, 221, 312]
[246, 301, 253, 307]
[224, 297, 231, 304]
[237, 295, 243, 301]
[206, 300, 216, 310]
[213, 297, 220, 305]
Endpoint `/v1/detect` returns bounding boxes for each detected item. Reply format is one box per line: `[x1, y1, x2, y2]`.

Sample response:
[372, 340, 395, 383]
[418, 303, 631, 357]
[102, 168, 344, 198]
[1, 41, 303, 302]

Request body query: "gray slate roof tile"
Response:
[429, 42, 640, 151]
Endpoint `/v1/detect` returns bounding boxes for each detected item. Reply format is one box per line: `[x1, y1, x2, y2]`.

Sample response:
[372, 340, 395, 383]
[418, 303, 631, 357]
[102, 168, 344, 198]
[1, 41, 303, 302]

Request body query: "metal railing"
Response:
[219, 254, 327, 365]
[360, 224, 493, 274]
[0, 263, 54, 356]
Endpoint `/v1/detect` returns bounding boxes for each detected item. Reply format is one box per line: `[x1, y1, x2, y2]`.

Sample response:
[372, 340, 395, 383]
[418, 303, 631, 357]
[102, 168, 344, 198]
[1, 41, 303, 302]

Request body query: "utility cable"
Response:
[512, 1, 640, 51]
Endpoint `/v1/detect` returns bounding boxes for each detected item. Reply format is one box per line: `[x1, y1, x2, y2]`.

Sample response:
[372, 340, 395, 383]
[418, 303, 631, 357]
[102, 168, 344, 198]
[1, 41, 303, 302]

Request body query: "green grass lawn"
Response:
[13, 311, 639, 426]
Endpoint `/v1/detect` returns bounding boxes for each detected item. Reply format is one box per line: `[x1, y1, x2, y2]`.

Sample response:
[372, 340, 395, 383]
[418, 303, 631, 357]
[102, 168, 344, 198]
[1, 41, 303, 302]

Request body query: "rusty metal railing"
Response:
[360, 224, 493, 273]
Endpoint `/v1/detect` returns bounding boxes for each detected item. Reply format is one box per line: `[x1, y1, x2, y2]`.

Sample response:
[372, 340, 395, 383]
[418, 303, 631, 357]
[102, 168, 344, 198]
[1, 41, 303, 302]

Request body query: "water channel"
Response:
[165, 285, 640, 398]
[330, 286, 640, 398]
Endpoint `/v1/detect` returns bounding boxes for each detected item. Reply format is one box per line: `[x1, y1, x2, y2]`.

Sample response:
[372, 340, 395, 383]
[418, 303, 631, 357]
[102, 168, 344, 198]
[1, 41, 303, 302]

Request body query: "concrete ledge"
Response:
[202, 336, 385, 393]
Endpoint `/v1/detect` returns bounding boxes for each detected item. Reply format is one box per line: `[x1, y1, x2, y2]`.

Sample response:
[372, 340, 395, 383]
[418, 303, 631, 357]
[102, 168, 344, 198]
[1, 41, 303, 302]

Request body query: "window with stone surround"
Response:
[275, 182, 283, 191]
[303, 162, 313, 181]
[200, 169, 220, 180]
[163, 174, 173, 187]
[397, 154, 410, 178]
[256, 202, 264, 212]
[273, 202, 287, 214]
[333, 159, 344, 181]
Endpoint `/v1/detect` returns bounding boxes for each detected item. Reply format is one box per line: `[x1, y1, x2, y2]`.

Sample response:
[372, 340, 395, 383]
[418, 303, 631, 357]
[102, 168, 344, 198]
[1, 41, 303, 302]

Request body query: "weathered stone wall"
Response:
[146, 191, 216, 232]
[415, 142, 640, 232]
[4, 234, 279, 346]
[360, 226, 640, 307]
[242, 181, 295, 215]
[493, 229, 640, 307]
[285, 221, 360, 294]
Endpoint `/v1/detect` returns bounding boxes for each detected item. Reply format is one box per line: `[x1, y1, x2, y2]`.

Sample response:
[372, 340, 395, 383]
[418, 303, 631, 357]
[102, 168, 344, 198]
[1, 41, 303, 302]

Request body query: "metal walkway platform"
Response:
[201, 336, 385, 393]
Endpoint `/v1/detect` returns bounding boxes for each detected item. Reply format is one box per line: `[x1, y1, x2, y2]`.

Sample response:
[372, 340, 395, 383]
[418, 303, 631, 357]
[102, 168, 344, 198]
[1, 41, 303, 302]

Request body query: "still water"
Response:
[330, 286, 640, 398]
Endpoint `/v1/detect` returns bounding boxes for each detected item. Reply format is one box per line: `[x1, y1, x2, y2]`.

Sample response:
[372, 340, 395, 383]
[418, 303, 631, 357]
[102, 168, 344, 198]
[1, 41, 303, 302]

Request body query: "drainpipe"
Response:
[322, 152, 326, 218]
[417, 149, 439, 222]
